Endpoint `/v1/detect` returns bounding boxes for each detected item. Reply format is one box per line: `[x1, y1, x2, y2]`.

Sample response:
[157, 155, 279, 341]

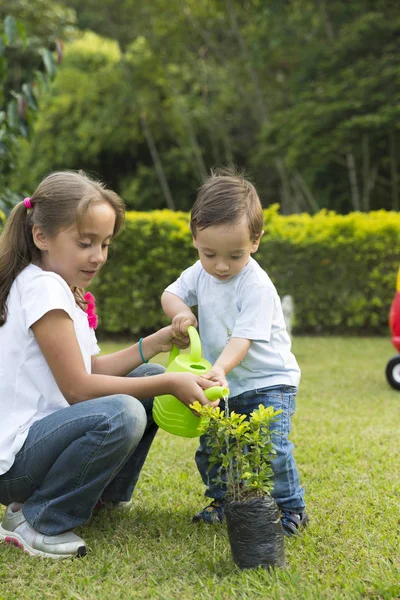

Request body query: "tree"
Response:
[257, 0, 400, 212]
[0, 1, 73, 211]
[11, 0, 400, 213]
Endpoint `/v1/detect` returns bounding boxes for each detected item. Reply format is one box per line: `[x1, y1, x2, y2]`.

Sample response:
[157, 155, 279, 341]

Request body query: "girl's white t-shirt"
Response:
[0, 264, 100, 475]
[165, 258, 301, 396]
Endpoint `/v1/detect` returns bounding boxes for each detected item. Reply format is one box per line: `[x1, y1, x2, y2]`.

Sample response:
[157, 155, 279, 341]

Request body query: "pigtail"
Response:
[0, 201, 37, 326]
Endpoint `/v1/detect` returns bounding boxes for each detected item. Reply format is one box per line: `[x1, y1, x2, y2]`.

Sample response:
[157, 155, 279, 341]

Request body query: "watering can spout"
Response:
[204, 386, 229, 402]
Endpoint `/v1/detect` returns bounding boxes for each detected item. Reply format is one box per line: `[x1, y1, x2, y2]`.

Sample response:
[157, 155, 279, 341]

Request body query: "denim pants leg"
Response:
[0, 363, 163, 535]
[100, 363, 163, 502]
[195, 385, 305, 511]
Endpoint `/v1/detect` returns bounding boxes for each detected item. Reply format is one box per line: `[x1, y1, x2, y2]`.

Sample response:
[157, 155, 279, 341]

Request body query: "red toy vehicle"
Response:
[386, 268, 400, 389]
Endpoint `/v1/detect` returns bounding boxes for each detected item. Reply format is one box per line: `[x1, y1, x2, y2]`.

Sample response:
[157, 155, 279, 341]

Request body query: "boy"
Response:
[161, 167, 308, 536]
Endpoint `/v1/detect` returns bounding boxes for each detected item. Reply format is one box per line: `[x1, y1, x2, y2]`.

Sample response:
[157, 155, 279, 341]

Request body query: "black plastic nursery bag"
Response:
[225, 495, 286, 570]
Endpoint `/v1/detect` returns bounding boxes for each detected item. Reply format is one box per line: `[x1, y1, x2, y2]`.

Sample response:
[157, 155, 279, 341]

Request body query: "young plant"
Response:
[191, 402, 282, 502]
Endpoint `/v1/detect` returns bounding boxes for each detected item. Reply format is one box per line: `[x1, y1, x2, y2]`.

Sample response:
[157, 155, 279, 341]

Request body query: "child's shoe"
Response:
[94, 498, 133, 511]
[0, 504, 86, 559]
[280, 509, 309, 536]
[192, 500, 225, 524]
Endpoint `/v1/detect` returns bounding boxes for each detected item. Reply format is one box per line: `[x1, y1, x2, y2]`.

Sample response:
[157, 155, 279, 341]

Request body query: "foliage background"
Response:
[86, 208, 399, 336]
[2, 0, 400, 216]
[1, 1, 400, 335]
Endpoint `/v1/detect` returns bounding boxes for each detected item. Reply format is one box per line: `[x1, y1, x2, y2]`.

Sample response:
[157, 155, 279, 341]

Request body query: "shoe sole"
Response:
[0, 528, 86, 559]
[192, 515, 224, 524]
[282, 514, 309, 537]
[94, 500, 133, 512]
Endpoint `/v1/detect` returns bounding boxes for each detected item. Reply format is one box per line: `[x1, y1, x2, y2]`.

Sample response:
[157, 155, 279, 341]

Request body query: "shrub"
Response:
[1, 207, 397, 335]
[90, 207, 399, 335]
[258, 208, 400, 333]
[90, 210, 196, 334]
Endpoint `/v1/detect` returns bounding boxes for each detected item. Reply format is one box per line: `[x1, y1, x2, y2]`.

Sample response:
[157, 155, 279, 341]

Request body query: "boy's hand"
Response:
[201, 365, 228, 389]
[171, 311, 198, 341]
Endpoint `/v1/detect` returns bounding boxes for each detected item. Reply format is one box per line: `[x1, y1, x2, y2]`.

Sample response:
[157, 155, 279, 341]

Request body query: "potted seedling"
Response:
[191, 402, 286, 570]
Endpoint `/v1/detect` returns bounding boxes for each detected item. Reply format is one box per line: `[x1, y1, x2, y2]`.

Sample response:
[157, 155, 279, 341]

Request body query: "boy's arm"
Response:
[203, 337, 251, 388]
[161, 291, 198, 340]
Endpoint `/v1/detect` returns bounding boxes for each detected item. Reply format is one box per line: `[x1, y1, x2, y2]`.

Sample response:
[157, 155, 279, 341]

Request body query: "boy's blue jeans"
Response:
[195, 385, 306, 512]
[0, 364, 164, 535]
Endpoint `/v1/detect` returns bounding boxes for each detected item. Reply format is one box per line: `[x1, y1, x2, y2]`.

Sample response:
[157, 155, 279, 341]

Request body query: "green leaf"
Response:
[16, 21, 27, 47]
[6, 100, 18, 130]
[39, 49, 56, 79]
[19, 122, 29, 139]
[35, 70, 50, 92]
[21, 84, 38, 111]
[4, 16, 17, 45]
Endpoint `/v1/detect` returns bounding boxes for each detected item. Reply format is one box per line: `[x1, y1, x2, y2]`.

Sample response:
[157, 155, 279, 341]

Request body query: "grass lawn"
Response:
[1, 337, 399, 599]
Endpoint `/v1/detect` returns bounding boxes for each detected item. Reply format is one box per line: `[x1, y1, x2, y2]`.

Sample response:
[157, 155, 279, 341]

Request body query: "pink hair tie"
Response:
[84, 292, 98, 329]
[23, 197, 32, 209]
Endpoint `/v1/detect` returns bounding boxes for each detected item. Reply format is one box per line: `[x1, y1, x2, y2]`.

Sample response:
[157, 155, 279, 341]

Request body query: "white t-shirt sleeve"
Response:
[165, 263, 200, 307]
[232, 283, 275, 342]
[90, 328, 101, 356]
[21, 273, 75, 331]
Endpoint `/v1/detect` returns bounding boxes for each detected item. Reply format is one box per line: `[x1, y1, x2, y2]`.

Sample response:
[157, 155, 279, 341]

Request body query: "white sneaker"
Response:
[0, 504, 87, 559]
[95, 499, 133, 511]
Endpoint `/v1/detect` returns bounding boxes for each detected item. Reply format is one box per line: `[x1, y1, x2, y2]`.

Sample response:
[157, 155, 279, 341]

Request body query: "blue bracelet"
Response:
[138, 338, 148, 364]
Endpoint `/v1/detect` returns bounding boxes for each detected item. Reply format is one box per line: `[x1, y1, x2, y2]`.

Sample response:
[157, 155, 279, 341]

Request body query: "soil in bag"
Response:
[225, 495, 286, 570]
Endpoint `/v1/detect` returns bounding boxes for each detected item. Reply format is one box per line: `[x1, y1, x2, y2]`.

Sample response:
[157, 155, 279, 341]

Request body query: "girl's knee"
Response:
[96, 395, 147, 451]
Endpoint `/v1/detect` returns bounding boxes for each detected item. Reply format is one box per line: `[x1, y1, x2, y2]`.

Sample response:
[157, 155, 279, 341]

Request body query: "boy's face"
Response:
[193, 218, 262, 281]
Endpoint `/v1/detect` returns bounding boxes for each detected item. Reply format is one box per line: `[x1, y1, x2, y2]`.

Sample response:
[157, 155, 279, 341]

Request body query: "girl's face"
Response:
[33, 202, 116, 289]
[193, 218, 262, 281]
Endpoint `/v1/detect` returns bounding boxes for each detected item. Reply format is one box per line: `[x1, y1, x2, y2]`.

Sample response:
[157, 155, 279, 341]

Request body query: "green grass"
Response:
[1, 337, 400, 600]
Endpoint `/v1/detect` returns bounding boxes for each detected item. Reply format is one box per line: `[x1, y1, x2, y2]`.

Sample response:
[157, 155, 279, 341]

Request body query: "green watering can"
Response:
[152, 326, 229, 438]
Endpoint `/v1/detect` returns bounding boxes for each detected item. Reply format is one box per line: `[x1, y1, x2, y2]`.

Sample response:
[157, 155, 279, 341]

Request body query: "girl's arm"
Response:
[161, 291, 197, 341]
[202, 337, 251, 388]
[31, 310, 215, 406]
[91, 326, 179, 376]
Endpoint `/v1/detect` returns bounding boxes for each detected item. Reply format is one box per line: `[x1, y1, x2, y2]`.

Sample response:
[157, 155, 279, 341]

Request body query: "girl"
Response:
[0, 170, 216, 560]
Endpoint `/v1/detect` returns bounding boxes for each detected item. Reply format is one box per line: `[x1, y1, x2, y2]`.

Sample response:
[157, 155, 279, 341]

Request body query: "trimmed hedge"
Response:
[0, 207, 397, 334]
[90, 210, 197, 335]
[257, 208, 399, 333]
[89, 207, 400, 336]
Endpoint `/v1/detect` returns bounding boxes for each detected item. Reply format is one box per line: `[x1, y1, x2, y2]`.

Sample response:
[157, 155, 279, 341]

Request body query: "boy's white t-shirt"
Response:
[0, 264, 100, 475]
[165, 257, 300, 397]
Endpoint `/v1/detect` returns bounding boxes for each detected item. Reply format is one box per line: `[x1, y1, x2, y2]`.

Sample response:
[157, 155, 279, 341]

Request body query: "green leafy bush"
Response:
[258, 208, 400, 333]
[1, 207, 397, 334]
[89, 207, 399, 336]
[90, 210, 197, 334]
[190, 402, 282, 501]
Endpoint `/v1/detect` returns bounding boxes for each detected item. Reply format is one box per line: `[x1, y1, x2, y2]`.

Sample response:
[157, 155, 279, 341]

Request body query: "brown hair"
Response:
[190, 166, 264, 241]
[0, 170, 125, 326]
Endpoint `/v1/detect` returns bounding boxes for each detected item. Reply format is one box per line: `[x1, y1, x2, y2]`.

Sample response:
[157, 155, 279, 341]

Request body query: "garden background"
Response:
[1, 1, 400, 598]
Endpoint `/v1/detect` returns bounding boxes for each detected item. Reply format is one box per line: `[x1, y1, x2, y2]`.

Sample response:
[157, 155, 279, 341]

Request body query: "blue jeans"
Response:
[195, 385, 305, 512]
[0, 364, 164, 535]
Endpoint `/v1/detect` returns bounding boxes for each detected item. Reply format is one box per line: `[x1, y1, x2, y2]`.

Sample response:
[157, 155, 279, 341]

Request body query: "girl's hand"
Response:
[168, 373, 220, 411]
[201, 365, 229, 389]
[152, 325, 190, 354]
[171, 311, 198, 341]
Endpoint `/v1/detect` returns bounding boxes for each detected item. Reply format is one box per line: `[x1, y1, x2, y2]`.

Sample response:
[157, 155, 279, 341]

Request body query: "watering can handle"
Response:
[168, 325, 202, 365]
